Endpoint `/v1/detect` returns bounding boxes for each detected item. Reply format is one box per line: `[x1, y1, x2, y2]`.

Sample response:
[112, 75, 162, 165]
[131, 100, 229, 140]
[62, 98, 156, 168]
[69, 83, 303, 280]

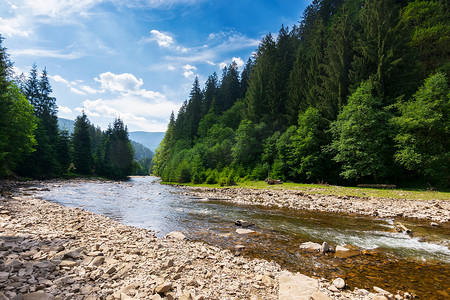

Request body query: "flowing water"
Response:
[29, 176, 450, 299]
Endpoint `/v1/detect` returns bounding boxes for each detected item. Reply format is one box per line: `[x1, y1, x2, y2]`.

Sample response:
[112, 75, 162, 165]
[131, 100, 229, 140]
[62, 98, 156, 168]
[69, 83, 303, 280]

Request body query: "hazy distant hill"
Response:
[58, 118, 75, 134]
[57, 118, 158, 158]
[128, 131, 165, 151]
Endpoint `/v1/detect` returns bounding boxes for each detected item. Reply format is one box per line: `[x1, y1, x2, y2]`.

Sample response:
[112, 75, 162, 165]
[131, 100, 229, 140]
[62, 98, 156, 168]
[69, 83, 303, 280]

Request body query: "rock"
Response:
[23, 291, 54, 300]
[278, 274, 318, 300]
[155, 282, 172, 294]
[430, 222, 440, 227]
[332, 278, 345, 289]
[0, 271, 9, 281]
[299, 242, 321, 253]
[236, 228, 255, 234]
[58, 260, 78, 267]
[235, 220, 254, 227]
[373, 296, 388, 300]
[33, 261, 56, 272]
[166, 231, 186, 240]
[62, 247, 86, 259]
[374, 286, 392, 297]
[320, 242, 330, 253]
[334, 245, 359, 259]
[311, 291, 332, 300]
[150, 294, 163, 300]
[88, 256, 105, 267]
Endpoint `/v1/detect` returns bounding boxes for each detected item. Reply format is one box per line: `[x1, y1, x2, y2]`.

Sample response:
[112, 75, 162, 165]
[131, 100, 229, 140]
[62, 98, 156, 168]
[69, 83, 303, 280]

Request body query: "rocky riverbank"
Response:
[0, 182, 413, 300]
[186, 187, 450, 223]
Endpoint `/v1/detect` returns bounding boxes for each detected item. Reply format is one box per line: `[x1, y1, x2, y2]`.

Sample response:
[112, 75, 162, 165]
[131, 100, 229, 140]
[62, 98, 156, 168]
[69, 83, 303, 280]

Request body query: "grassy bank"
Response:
[165, 181, 450, 202]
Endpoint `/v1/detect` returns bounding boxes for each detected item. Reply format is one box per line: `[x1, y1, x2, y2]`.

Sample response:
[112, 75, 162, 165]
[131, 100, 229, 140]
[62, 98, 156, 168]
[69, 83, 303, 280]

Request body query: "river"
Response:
[30, 176, 450, 299]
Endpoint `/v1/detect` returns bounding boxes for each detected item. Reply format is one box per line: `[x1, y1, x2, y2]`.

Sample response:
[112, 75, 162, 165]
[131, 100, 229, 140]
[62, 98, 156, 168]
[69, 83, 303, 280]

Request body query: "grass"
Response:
[164, 180, 450, 201]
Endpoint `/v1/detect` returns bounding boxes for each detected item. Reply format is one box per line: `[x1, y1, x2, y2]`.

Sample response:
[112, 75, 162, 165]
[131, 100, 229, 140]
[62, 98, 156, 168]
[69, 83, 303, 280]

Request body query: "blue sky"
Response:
[1, 0, 310, 132]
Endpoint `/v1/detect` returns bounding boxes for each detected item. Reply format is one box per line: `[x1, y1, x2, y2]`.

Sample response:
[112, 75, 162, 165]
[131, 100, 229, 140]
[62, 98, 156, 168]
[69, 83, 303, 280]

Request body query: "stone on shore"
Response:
[333, 278, 345, 289]
[278, 274, 318, 300]
[166, 231, 186, 240]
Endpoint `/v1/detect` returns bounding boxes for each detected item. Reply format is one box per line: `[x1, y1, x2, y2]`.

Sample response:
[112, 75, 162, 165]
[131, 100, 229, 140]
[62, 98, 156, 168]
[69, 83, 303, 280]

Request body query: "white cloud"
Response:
[79, 96, 180, 132]
[219, 62, 227, 70]
[232, 57, 244, 69]
[70, 87, 86, 95]
[11, 48, 82, 59]
[51, 75, 71, 86]
[58, 105, 73, 114]
[80, 85, 102, 94]
[142, 30, 188, 53]
[95, 72, 143, 93]
[182, 64, 197, 78]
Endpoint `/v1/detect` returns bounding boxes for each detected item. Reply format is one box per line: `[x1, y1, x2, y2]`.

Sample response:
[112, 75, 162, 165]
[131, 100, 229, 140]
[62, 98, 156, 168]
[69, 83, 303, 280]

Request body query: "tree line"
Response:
[0, 36, 136, 180]
[152, 0, 449, 188]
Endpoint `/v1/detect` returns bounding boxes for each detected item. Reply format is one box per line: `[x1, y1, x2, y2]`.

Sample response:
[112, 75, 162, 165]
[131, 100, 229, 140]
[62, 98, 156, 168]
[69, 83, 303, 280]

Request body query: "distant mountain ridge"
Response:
[57, 118, 161, 158]
[128, 131, 165, 151]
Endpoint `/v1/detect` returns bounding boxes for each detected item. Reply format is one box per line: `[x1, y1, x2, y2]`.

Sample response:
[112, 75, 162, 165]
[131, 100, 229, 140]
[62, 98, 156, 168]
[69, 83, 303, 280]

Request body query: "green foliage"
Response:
[392, 73, 449, 186]
[152, 0, 447, 188]
[0, 83, 37, 176]
[330, 80, 393, 182]
[72, 112, 93, 175]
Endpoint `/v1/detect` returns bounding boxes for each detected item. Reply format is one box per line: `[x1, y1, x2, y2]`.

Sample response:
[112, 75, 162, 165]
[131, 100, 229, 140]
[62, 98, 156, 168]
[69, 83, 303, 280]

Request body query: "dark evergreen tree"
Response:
[217, 62, 240, 112]
[72, 112, 93, 175]
[202, 73, 219, 115]
[184, 77, 203, 140]
[239, 58, 253, 99]
[57, 129, 71, 174]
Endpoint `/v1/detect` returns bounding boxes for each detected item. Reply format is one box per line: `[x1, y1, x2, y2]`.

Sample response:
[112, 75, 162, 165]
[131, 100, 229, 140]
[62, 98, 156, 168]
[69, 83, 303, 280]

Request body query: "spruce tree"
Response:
[72, 112, 93, 175]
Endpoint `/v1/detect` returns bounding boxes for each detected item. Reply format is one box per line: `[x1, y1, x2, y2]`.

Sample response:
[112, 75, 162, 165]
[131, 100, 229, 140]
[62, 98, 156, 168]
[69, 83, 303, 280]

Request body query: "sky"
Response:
[1, 0, 311, 132]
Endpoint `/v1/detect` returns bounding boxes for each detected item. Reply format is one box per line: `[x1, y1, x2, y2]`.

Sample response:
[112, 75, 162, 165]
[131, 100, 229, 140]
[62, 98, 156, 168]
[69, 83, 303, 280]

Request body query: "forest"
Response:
[152, 0, 449, 188]
[0, 41, 137, 180]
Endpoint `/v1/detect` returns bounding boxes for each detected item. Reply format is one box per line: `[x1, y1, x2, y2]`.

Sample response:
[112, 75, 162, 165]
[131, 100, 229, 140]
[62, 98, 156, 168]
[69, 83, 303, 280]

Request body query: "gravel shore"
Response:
[186, 187, 450, 223]
[0, 182, 431, 299]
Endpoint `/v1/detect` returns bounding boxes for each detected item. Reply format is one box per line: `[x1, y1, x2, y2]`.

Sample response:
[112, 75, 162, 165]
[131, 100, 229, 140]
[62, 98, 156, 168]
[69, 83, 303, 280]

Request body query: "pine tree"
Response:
[202, 73, 218, 115]
[72, 112, 93, 175]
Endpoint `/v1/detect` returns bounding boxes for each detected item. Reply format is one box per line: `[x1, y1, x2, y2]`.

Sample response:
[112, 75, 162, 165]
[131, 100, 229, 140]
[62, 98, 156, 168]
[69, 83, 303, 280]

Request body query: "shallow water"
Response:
[30, 176, 450, 299]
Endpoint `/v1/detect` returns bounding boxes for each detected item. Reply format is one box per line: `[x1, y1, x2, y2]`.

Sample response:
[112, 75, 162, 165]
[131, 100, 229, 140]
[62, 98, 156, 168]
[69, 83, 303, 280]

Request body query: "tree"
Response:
[290, 107, 331, 182]
[57, 129, 71, 174]
[232, 120, 266, 168]
[0, 36, 37, 177]
[399, 0, 450, 77]
[72, 112, 93, 175]
[329, 80, 393, 182]
[392, 73, 449, 186]
[0, 83, 37, 177]
[101, 118, 134, 179]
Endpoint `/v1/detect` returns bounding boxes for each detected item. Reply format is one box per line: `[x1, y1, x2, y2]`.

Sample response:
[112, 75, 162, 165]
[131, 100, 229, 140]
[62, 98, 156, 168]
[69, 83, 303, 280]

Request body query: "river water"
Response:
[30, 176, 450, 299]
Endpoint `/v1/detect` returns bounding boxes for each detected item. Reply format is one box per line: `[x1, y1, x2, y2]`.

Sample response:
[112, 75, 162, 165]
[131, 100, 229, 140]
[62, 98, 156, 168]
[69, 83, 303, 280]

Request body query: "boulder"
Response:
[166, 231, 186, 240]
[155, 282, 172, 294]
[23, 291, 54, 300]
[278, 274, 318, 300]
[235, 220, 254, 227]
[332, 278, 345, 289]
[236, 228, 255, 234]
[311, 291, 332, 300]
[334, 245, 359, 259]
[320, 242, 330, 253]
[299, 242, 321, 253]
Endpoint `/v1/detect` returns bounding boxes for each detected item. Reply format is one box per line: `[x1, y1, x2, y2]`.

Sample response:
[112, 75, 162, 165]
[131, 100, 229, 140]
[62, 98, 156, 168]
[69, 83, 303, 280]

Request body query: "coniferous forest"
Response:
[152, 0, 449, 188]
[0, 38, 136, 180]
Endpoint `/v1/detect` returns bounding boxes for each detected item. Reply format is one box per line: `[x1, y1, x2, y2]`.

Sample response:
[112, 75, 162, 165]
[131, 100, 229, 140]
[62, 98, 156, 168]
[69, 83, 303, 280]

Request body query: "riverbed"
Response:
[24, 177, 450, 299]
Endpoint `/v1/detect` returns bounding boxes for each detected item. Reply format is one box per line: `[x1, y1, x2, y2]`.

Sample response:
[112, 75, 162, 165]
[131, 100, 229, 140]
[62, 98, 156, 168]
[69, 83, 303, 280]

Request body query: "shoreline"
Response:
[186, 186, 450, 223]
[0, 180, 439, 299]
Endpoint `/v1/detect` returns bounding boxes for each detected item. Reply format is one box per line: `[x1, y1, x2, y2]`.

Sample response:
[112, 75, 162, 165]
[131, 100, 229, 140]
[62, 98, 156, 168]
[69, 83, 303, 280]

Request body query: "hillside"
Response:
[128, 131, 165, 151]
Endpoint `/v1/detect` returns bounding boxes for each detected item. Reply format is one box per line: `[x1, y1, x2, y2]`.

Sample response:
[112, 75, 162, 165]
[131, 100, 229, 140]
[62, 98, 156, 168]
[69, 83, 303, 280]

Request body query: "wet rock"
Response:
[333, 277, 345, 289]
[166, 231, 186, 240]
[430, 222, 440, 227]
[320, 242, 330, 253]
[235, 219, 254, 227]
[334, 245, 359, 259]
[299, 242, 321, 253]
[236, 228, 255, 234]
